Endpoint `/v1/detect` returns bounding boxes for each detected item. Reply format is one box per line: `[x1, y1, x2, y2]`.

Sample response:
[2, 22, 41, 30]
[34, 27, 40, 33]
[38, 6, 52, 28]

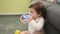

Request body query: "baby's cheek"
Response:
[30, 14, 36, 19]
[30, 15, 34, 19]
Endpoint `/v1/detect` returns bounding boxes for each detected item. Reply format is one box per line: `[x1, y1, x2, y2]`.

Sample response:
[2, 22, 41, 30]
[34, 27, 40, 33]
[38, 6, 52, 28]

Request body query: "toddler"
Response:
[20, 1, 46, 34]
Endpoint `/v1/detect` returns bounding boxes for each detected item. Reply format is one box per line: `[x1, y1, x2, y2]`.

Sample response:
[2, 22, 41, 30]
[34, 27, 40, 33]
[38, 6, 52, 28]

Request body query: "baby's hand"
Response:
[20, 15, 24, 21]
[20, 14, 33, 23]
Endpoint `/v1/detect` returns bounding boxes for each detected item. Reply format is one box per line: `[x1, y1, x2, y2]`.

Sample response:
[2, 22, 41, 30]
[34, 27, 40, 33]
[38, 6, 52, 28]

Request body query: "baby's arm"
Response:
[29, 17, 44, 31]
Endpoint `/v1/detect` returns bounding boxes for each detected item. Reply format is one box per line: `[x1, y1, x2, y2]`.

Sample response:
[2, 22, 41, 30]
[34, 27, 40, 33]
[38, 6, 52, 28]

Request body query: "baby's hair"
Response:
[29, 1, 46, 18]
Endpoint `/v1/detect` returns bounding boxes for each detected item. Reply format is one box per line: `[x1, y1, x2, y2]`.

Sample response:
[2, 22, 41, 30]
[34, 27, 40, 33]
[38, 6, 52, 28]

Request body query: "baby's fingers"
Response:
[20, 16, 23, 21]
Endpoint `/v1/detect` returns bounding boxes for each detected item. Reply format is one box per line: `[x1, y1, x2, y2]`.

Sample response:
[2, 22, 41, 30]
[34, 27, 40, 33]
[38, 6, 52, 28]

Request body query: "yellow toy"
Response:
[15, 30, 21, 34]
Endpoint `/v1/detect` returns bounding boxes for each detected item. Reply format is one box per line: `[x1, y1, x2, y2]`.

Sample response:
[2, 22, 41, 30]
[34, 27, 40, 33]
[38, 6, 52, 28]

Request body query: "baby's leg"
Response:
[21, 31, 29, 34]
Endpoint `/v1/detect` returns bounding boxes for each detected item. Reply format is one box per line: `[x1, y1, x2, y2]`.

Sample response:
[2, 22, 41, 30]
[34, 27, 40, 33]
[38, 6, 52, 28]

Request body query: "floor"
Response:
[0, 15, 28, 34]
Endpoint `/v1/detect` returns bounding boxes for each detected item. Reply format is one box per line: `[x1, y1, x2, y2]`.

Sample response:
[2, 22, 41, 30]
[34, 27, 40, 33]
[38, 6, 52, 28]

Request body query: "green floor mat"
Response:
[0, 15, 28, 34]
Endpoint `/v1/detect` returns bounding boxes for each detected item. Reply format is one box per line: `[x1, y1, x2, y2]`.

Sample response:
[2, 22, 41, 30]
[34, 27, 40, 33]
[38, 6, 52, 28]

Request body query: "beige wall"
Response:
[0, 0, 31, 15]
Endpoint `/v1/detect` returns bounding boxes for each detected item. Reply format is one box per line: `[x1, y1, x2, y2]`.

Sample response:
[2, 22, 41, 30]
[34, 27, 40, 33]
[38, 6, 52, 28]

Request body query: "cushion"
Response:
[40, 1, 57, 8]
[46, 5, 60, 32]
[57, 0, 60, 4]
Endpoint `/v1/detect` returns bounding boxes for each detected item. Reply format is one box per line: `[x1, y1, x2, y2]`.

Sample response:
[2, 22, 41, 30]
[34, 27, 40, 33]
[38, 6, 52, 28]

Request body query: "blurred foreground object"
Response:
[15, 30, 21, 34]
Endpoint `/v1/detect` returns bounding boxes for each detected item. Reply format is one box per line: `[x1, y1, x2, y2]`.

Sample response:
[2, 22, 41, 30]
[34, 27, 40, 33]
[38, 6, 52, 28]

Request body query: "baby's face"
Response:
[29, 8, 40, 19]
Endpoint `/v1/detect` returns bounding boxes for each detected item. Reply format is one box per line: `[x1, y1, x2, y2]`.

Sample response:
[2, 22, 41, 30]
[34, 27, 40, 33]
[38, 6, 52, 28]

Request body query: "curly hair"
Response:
[29, 1, 46, 17]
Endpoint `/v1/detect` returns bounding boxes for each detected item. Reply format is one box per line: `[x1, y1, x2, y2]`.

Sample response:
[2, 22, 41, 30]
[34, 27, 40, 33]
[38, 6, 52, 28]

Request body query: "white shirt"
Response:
[28, 17, 45, 34]
[21, 17, 45, 34]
